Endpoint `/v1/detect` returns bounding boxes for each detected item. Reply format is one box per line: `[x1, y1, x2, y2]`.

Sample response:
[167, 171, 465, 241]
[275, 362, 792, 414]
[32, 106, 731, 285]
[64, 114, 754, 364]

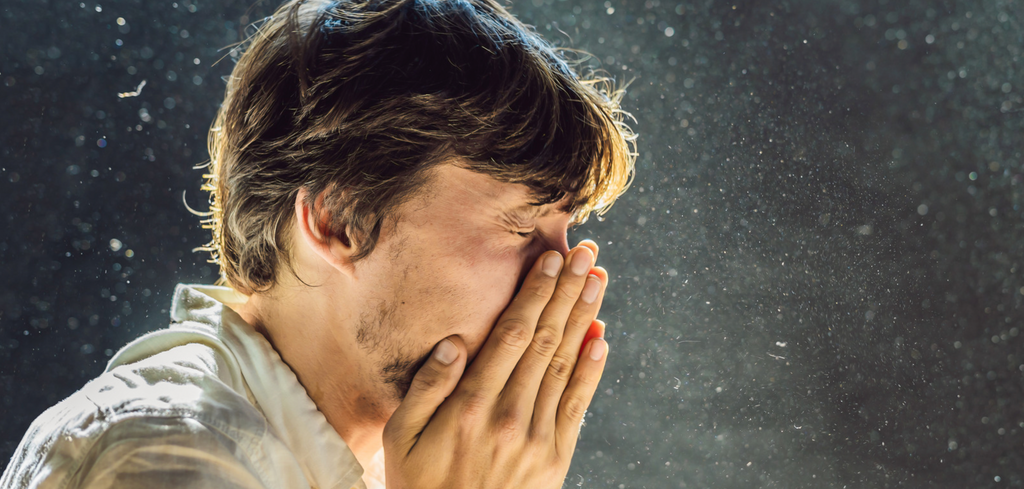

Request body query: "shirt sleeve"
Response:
[73, 416, 269, 489]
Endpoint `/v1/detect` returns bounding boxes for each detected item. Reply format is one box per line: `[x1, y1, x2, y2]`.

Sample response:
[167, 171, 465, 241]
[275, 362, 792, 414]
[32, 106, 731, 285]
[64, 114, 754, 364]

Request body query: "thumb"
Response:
[384, 336, 466, 454]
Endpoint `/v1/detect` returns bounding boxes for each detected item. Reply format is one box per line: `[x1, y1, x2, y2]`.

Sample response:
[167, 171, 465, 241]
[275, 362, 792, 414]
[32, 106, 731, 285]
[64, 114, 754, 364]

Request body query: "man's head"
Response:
[200, 0, 635, 413]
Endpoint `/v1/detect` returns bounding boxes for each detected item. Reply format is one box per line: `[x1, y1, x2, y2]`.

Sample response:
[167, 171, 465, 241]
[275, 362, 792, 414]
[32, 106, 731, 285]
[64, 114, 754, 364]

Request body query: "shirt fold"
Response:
[2, 284, 378, 489]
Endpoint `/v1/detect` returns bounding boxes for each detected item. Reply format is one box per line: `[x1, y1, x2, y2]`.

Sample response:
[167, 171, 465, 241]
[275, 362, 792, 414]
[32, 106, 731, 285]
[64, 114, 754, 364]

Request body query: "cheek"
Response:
[456, 245, 524, 358]
[451, 238, 522, 310]
[419, 237, 525, 338]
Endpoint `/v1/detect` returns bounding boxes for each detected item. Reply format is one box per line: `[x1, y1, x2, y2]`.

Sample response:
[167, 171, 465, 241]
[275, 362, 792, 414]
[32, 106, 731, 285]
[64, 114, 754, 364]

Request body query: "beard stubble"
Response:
[355, 295, 430, 402]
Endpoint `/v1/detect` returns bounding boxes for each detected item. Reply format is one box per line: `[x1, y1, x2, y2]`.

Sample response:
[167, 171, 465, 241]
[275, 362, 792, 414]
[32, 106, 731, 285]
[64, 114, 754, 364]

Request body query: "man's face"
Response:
[336, 164, 575, 408]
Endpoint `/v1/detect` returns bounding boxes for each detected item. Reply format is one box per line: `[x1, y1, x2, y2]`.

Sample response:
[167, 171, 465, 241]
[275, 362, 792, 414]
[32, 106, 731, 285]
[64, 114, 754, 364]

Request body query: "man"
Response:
[2, 0, 636, 487]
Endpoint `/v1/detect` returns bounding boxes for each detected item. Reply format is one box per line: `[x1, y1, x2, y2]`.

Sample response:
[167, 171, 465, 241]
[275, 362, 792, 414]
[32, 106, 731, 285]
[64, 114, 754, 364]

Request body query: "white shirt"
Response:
[1, 284, 385, 489]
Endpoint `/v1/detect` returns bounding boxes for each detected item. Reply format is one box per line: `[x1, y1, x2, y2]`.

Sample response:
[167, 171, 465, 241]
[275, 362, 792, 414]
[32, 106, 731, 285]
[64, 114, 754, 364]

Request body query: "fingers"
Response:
[555, 337, 607, 455]
[502, 246, 598, 409]
[383, 336, 467, 455]
[530, 269, 607, 435]
[453, 250, 563, 400]
[578, 239, 599, 263]
[579, 319, 606, 358]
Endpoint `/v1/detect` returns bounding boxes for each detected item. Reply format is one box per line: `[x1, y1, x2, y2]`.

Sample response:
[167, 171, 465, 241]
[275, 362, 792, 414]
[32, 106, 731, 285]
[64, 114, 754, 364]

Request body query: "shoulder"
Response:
[3, 402, 269, 489]
[74, 414, 269, 489]
[86, 342, 267, 434]
[1, 344, 269, 489]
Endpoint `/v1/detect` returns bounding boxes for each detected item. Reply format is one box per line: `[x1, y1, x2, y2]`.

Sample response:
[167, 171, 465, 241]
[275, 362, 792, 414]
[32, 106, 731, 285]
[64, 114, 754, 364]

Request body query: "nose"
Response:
[513, 225, 574, 295]
[547, 227, 572, 258]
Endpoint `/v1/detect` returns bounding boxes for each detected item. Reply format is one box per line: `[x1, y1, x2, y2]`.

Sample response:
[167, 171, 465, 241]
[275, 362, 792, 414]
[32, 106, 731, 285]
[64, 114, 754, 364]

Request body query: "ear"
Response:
[294, 187, 358, 279]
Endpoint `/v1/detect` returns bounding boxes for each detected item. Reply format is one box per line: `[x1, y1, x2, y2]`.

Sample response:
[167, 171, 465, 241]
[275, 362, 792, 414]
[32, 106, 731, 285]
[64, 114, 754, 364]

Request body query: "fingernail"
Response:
[570, 248, 592, 275]
[580, 239, 599, 258]
[580, 320, 604, 357]
[589, 339, 606, 361]
[581, 276, 601, 303]
[542, 253, 562, 277]
[434, 339, 457, 365]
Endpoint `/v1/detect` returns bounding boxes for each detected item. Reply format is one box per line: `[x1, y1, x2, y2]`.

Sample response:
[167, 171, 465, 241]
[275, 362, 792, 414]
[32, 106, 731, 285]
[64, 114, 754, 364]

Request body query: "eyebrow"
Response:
[502, 201, 570, 222]
[513, 205, 548, 218]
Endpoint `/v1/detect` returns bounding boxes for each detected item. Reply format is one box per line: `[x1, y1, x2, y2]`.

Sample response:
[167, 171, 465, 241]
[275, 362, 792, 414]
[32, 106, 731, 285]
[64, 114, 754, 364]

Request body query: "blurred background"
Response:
[2, 0, 1023, 487]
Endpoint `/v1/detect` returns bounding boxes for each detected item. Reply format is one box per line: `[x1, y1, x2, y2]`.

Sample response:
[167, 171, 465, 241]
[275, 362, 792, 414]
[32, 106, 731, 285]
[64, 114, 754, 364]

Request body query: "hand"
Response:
[383, 241, 609, 489]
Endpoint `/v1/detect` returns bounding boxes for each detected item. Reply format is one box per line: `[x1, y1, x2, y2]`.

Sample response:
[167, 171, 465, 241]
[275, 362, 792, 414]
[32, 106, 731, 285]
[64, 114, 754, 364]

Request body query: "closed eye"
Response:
[515, 229, 535, 238]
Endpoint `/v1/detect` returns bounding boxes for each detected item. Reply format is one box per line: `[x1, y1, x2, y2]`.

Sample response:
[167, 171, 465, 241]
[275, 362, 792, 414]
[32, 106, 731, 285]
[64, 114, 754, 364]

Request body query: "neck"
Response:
[233, 284, 387, 471]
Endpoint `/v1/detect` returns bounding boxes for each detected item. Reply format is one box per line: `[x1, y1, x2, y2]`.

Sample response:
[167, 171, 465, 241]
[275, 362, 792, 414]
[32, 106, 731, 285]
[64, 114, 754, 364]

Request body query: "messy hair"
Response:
[199, 0, 637, 295]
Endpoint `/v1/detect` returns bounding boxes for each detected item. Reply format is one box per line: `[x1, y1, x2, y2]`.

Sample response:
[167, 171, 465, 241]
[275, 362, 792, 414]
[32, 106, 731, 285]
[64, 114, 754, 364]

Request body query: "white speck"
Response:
[667, 268, 678, 277]
[664, 27, 675, 37]
[109, 239, 123, 252]
[117, 79, 146, 98]
[776, 341, 787, 347]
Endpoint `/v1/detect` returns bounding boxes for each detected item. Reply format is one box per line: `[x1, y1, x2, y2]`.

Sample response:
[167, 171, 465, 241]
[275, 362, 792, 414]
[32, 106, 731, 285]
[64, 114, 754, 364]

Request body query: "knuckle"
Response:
[545, 353, 575, 383]
[497, 318, 533, 351]
[529, 328, 560, 357]
[460, 392, 490, 420]
[574, 367, 601, 387]
[413, 367, 445, 393]
[553, 283, 581, 303]
[521, 280, 553, 301]
[497, 423, 521, 445]
[561, 394, 589, 422]
[493, 407, 525, 442]
[494, 405, 524, 427]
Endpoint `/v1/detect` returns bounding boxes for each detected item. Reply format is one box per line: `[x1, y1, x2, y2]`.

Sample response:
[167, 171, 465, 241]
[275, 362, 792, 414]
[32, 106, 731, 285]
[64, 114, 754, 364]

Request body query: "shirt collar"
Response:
[170, 284, 368, 489]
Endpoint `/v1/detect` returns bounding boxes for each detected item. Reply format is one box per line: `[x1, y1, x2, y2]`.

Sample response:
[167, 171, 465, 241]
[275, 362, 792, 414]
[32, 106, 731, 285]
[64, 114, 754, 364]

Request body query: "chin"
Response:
[381, 348, 432, 401]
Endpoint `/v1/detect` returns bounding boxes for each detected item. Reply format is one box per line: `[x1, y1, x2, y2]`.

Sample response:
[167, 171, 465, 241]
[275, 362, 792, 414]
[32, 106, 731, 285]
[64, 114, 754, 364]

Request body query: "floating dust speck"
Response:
[117, 79, 146, 98]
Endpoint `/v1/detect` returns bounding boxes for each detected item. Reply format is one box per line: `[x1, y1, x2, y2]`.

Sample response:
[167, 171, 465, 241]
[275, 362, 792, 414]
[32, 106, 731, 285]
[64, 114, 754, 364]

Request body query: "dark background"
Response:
[2, 0, 1023, 487]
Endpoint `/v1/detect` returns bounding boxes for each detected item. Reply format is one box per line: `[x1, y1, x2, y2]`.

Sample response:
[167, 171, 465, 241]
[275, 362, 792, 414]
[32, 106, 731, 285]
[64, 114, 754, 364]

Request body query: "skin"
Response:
[233, 163, 609, 486]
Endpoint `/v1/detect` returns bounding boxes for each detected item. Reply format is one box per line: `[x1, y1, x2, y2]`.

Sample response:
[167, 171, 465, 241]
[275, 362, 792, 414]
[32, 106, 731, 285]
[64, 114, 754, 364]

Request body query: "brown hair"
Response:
[199, 0, 637, 295]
